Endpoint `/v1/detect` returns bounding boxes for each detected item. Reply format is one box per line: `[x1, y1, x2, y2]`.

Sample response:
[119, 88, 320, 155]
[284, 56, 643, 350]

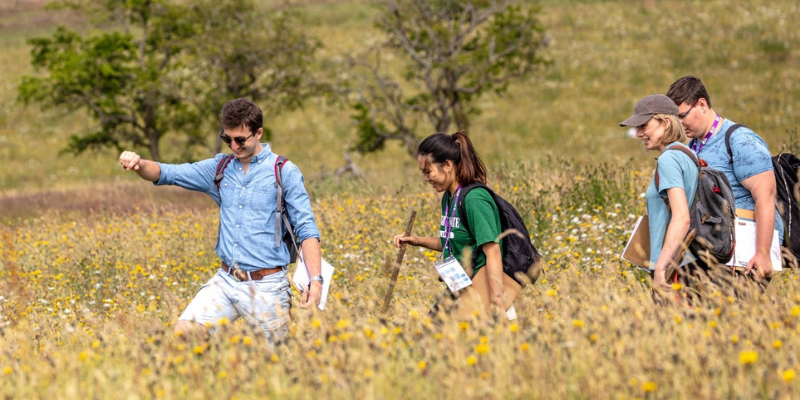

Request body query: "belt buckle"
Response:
[232, 268, 249, 282]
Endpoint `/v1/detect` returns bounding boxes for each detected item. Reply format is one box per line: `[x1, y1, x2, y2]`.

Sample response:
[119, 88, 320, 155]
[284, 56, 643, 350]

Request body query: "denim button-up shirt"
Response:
[156, 144, 320, 271]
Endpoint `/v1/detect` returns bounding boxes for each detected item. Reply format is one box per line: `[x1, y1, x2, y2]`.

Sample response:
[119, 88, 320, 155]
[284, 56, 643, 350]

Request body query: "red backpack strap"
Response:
[274, 155, 296, 249]
[214, 154, 235, 191]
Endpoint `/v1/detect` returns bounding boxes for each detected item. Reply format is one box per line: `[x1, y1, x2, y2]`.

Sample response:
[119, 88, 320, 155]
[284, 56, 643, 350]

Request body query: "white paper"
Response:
[435, 256, 472, 292]
[725, 217, 782, 272]
[506, 305, 517, 321]
[293, 256, 335, 310]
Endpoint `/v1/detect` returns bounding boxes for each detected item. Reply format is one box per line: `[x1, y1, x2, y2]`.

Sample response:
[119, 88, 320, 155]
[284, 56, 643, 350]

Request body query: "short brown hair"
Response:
[651, 114, 686, 144]
[666, 75, 712, 109]
[221, 98, 262, 134]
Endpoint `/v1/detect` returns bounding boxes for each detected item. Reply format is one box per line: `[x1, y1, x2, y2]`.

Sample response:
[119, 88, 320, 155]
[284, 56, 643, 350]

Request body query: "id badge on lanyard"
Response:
[436, 186, 472, 293]
[435, 255, 472, 292]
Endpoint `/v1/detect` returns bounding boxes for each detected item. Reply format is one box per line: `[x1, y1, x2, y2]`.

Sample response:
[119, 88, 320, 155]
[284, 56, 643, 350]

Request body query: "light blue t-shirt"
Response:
[691, 119, 783, 237]
[646, 142, 699, 268]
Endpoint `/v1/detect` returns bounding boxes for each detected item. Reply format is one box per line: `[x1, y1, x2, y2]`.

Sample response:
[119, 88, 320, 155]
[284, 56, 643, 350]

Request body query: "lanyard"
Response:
[442, 186, 462, 255]
[691, 114, 722, 153]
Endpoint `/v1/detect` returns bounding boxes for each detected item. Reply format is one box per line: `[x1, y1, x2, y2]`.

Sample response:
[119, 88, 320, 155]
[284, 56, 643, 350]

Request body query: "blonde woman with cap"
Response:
[621, 94, 698, 292]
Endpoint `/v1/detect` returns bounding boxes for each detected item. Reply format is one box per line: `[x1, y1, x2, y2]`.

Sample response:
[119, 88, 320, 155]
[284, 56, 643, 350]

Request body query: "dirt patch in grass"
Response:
[0, 0, 87, 36]
[0, 183, 216, 222]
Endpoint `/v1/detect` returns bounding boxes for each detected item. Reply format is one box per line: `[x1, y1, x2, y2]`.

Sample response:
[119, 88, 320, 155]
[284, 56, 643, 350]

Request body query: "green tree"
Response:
[19, 0, 322, 162]
[178, 0, 323, 154]
[19, 0, 193, 162]
[349, 0, 550, 157]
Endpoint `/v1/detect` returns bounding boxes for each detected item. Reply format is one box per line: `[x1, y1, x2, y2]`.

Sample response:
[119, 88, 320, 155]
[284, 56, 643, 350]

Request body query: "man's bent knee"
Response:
[174, 319, 209, 339]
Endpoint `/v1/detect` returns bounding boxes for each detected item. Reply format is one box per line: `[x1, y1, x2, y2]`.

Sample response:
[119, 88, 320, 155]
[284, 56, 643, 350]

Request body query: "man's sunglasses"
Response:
[219, 131, 256, 146]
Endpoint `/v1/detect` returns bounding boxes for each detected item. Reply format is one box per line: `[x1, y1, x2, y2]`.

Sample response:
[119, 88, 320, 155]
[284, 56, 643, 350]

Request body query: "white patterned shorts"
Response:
[179, 268, 291, 343]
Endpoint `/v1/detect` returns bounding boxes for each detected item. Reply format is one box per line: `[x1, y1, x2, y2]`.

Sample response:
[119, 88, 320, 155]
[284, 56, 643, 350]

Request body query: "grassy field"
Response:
[2, 0, 800, 398]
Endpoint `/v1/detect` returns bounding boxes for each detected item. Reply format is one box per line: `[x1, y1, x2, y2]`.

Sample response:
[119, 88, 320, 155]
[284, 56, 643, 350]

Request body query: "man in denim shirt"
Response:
[118, 98, 322, 342]
[667, 76, 781, 283]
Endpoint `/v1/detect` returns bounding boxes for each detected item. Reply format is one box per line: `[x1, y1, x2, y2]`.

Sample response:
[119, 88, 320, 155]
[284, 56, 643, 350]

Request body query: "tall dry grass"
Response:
[2, 161, 800, 398]
[2, 0, 800, 398]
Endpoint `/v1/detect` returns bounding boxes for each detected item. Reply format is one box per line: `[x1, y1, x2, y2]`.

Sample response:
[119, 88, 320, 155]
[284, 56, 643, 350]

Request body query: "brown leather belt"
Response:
[221, 262, 283, 281]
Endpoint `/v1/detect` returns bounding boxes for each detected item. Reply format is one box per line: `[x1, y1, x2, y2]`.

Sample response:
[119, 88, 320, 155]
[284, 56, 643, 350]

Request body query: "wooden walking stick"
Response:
[381, 210, 417, 315]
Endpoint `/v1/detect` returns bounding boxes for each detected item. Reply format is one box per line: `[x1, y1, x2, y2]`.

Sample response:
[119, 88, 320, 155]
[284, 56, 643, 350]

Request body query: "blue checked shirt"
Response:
[155, 144, 320, 271]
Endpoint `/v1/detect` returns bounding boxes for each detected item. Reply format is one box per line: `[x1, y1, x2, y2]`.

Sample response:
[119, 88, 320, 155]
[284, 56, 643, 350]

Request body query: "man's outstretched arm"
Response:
[119, 151, 161, 182]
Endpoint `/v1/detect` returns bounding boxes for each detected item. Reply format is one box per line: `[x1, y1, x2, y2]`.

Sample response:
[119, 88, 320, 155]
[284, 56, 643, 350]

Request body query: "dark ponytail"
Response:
[417, 131, 486, 185]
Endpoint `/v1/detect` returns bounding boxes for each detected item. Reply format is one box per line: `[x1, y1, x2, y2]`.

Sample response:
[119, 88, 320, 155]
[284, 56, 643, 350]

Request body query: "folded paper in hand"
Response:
[293, 257, 335, 311]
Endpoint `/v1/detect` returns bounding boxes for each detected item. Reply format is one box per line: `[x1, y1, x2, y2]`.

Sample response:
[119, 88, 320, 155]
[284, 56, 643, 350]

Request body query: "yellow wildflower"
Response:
[783, 369, 796, 382]
[739, 350, 758, 365]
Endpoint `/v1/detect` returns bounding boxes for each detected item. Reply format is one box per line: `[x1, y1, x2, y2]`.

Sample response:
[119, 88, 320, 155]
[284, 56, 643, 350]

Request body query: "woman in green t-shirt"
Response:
[393, 131, 505, 315]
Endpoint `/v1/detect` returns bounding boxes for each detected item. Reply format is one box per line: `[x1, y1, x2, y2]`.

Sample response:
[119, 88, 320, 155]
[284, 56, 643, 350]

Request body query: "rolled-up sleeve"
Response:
[155, 157, 221, 205]
[281, 161, 320, 242]
[730, 130, 773, 182]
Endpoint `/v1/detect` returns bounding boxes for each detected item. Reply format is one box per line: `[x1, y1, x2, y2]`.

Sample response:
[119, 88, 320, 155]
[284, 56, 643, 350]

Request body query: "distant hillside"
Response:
[1, 0, 798, 193]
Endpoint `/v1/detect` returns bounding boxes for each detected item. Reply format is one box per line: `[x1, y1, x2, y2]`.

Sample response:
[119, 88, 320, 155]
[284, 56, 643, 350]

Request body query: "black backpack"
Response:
[724, 124, 800, 264]
[657, 145, 736, 264]
[214, 154, 299, 263]
[451, 183, 542, 285]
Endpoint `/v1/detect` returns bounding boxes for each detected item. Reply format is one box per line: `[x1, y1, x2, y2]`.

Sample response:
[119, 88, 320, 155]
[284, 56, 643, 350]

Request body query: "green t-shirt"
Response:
[440, 187, 502, 274]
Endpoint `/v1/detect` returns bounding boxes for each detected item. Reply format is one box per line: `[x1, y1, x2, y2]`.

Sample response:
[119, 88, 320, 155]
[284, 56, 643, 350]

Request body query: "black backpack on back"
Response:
[453, 183, 542, 285]
[214, 154, 299, 263]
[657, 145, 736, 264]
[724, 124, 800, 264]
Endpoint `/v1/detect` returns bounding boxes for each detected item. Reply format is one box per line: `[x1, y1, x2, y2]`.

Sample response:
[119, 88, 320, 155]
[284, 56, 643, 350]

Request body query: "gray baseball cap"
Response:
[619, 94, 679, 127]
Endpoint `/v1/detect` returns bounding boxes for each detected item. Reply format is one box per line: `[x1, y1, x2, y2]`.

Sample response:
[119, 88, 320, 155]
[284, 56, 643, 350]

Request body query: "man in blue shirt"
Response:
[667, 76, 781, 282]
[118, 98, 322, 343]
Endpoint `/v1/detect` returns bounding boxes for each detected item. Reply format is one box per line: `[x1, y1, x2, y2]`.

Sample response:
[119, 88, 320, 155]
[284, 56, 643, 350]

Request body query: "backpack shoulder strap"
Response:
[273, 155, 296, 249]
[657, 146, 699, 192]
[667, 145, 700, 168]
[214, 154, 235, 190]
[724, 123, 744, 165]
[274, 155, 289, 208]
[456, 183, 491, 234]
[659, 146, 702, 212]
